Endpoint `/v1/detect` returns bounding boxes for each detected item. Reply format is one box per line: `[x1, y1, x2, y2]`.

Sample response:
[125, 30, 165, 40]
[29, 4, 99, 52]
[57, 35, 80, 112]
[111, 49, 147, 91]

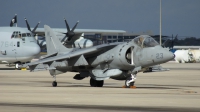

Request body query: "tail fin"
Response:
[44, 25, 71, 55]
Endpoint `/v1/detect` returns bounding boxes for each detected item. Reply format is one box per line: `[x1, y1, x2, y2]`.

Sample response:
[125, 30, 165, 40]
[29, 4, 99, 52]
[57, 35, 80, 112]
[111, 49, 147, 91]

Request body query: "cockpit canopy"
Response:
[134, 35, 159, 48]
[11, 31, 32, 38]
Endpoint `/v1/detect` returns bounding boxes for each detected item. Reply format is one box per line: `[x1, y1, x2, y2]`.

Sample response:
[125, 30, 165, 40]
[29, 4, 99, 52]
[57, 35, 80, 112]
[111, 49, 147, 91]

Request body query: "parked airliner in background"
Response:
[35, 18, 126, 49]
[8, 15, 126, 49]
[0, 26, 40, 68]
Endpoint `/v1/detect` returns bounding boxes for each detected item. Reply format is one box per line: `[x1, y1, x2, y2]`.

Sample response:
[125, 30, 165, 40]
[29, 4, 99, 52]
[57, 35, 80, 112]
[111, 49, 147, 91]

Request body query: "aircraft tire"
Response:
[90, 78, 96, 87]
[149, 67, 152, 72]
[52, 81, 57, 87]
[15, 63, 19, 69]
[96, 80, 104, 87]
[90, 78, 104, 87]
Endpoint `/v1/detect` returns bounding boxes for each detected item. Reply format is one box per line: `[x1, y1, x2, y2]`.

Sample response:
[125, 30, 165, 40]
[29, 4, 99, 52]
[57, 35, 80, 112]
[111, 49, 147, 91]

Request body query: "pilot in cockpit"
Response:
[139, 36, 144, 43]
[137, 36, 144, 47]
[18, 34, 21, 38]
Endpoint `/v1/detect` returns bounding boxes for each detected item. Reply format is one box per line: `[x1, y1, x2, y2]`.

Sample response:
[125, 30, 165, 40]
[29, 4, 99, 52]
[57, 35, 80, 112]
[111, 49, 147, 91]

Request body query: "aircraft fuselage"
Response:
[0, 27, 40, 64]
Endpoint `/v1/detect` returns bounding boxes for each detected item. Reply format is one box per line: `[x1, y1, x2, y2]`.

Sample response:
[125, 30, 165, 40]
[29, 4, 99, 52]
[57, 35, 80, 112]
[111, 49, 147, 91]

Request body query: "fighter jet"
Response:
[0, 18, 41, 68]
[20, 25, 174, 88]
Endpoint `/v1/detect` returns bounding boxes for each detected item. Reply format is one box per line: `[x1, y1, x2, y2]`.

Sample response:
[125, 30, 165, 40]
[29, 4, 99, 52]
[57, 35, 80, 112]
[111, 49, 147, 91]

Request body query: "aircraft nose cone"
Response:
[164, 50, 174, 62]
[30, 44, 41, 56]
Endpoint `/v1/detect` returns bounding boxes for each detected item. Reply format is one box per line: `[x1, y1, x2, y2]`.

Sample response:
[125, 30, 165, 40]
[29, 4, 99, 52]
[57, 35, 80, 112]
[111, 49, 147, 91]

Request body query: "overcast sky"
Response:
[0, 0, 200, 38]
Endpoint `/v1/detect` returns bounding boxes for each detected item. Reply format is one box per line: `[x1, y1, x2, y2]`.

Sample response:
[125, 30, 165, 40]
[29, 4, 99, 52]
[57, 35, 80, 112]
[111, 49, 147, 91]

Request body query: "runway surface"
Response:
[0, 62, 200, 112]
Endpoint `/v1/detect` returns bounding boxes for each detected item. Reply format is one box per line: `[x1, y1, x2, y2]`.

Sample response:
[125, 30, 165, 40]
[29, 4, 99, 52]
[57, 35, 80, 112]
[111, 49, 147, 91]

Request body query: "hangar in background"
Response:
[84, 31, 200, 50]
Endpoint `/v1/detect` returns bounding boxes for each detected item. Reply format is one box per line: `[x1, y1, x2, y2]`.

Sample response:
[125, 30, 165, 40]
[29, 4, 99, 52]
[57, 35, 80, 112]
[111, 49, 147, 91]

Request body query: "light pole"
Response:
[160, 0, 162, 45]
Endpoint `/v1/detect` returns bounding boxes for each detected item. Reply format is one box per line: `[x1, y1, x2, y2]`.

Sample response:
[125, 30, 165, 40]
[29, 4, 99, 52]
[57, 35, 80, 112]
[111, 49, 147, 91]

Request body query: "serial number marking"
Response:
[156, 53, 163, 59]
[0, 41, 14, 47]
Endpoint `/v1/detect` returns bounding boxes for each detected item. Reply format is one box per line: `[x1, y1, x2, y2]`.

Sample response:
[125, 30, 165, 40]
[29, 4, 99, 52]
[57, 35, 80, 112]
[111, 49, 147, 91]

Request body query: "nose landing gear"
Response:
[123, 66, 141, 88]
[125, 73, 137, 88]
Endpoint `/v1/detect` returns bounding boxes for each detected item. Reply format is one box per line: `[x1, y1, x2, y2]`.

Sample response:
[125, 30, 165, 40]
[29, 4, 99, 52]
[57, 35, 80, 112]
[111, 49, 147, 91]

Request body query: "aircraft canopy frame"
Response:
[134, 35, 159, 48]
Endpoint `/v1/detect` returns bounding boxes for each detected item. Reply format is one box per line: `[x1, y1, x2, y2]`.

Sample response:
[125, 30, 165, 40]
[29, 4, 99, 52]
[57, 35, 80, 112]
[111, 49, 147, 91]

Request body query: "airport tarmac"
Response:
[0, 62, 200, 112]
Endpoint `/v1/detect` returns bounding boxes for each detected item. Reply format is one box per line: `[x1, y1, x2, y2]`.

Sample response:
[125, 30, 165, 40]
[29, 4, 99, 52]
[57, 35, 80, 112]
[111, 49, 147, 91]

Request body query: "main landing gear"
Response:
[15, 63, 21, 70]
[90, 78, 104, 87]
[52, 75, 57, 87]
[15, 63, 19, 69]
[125, 73, 137, 88]
[51, 75, 104, 87]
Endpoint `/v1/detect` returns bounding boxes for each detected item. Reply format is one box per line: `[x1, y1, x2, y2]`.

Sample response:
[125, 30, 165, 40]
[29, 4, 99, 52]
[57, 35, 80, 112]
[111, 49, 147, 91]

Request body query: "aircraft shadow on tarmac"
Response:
[0, 67, 16, 70]
[168, 68, 200, 70]
[29, 80, 187, 90]
[140, 84, 200, 88]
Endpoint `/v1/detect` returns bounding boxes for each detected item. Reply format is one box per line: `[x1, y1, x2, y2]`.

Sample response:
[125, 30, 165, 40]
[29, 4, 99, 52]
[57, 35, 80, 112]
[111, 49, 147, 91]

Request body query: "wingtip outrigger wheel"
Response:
[52, 75, 57, 87]
[52, 81, 57, 87]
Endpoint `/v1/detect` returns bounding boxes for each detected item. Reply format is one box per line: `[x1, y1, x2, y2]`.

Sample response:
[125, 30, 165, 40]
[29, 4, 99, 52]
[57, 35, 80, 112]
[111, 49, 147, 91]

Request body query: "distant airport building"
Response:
[84, 31, 200, 50]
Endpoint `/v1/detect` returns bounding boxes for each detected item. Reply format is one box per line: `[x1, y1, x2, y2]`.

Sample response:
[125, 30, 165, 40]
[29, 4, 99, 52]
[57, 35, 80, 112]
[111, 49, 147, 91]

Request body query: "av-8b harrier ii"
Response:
[21, 25, 174, 88]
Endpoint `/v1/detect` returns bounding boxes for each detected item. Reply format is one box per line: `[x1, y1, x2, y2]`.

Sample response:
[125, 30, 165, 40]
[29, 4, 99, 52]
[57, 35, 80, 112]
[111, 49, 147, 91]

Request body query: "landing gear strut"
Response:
[125, 73, 137, 88]
[15, 63, 19, 69]
[52, 75, 57, 87]
[90, 78, 104, 87]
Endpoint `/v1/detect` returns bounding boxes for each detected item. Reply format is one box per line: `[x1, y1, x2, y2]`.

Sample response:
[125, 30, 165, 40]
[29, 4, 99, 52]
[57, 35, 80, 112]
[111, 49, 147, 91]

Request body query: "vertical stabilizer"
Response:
[44, 25, 71, 55]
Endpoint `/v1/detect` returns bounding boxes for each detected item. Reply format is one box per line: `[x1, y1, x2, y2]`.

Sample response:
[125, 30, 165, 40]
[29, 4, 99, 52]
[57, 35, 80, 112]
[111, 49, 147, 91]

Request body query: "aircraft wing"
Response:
[35, 28, 126, 36]
[21, 42, 121, 71]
